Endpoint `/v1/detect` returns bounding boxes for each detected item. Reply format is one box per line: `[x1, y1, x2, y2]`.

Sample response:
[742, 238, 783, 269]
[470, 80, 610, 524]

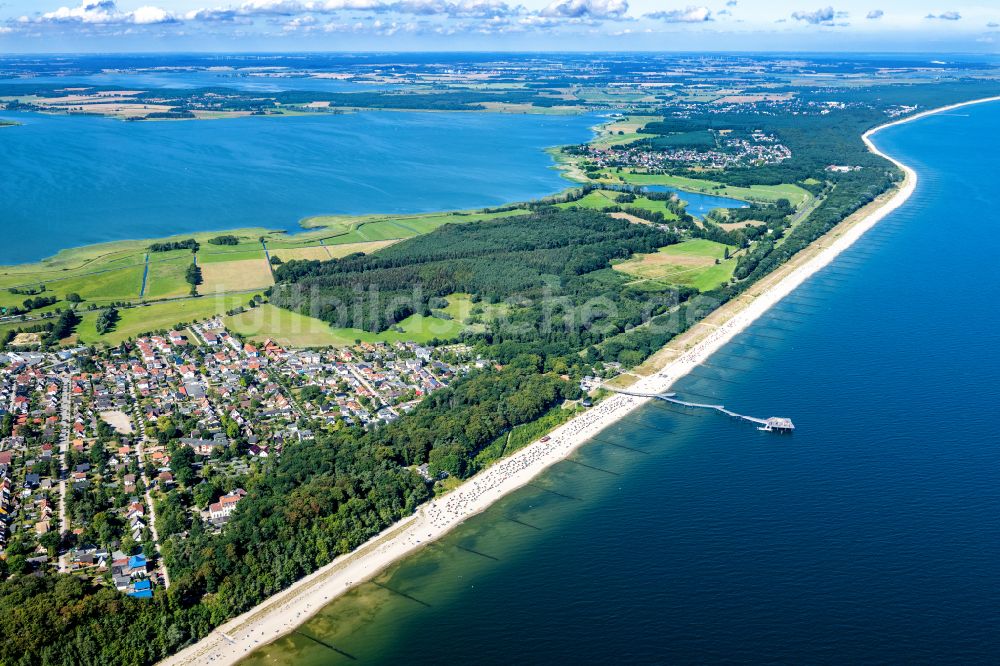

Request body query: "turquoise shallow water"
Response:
[243, 101, 1000, 664]
[0, 110, 597, 264]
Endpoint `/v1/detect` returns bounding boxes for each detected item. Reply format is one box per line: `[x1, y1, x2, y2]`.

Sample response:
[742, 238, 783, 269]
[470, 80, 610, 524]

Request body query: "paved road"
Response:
[57, 379, 71, 573]
[129, 379, 171, 589]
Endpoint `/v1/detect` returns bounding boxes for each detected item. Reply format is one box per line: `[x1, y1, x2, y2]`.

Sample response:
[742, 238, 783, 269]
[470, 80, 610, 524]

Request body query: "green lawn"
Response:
[389, 313, 465, 342]
[556, 190, 620, 210]
[659, 239, 730, 259]
[435, 292, 510, 329]
[556, 190, 680, 221]
[226, 305, 348, 347]
[76, 295, 247, 345]
[226, 304, 465, 348]
[629, 196, 681, 220]
[677, 262, 737, 292]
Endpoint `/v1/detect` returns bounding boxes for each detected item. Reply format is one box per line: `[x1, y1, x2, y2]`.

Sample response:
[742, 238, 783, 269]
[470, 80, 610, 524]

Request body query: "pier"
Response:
[606, 388, 794, 432]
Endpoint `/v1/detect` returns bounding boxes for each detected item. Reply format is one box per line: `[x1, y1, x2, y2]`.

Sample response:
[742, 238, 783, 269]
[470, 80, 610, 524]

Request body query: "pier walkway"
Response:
[605, 387, 794, 432]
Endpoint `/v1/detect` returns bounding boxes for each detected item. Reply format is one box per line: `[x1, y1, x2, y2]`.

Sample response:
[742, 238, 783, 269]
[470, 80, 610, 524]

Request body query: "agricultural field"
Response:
[268, 240, 400, 263]
[591, 114, 661, 148]
[613, 239, 737, 292]
[325, 240, 399, 258]
[301, 209, 529, 246]
[0, 203, 539, 350]
[197, 248, 267, 264]
[143, 253, 195, 300]
[199, 256, 274, 294]
[47, 264, 146, 304]
[268, 247, 331, 262]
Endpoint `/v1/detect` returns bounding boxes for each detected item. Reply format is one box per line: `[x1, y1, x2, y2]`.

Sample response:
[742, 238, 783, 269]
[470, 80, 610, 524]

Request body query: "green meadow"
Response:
[596, 170, 811, 206]
[226, 304, 465, 348]
[74, 295, 249, 345]
[614, 239, 738, 292]
[556, 189, 681, 220]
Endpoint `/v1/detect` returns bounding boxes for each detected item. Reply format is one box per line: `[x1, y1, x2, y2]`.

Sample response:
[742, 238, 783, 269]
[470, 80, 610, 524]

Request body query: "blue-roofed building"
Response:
[127, 554, 147, 576]
[127, 578, 153, 599]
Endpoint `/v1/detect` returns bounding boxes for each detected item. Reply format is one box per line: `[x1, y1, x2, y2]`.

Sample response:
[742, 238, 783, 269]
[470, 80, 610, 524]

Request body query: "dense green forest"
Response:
[271, 208, 679, 335]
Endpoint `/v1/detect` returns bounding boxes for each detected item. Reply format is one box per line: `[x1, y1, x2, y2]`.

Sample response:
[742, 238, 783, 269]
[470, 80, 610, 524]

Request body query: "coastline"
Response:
[161, 97, 993, 666]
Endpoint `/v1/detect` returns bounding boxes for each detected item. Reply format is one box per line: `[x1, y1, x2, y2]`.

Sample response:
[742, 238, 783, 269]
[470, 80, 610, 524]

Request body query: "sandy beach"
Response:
[160, 97, 999, 666]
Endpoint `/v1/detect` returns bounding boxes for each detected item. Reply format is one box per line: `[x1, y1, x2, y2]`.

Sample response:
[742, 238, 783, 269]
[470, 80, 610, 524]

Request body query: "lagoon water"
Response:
[0, 110, 598, 264]
[243, 102, 1000, 664]
[644, 184, 748, 218]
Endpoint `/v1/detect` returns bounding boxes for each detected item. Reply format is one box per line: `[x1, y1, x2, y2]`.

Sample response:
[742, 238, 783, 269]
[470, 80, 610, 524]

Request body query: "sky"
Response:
[0, 0, 997, 52]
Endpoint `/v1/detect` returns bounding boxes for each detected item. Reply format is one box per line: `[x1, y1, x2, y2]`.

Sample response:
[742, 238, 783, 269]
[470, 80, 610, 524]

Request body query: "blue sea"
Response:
[243, 101, 1000, 664]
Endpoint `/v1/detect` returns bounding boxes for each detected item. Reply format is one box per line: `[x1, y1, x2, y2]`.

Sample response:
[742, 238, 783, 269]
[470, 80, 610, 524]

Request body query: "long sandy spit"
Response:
[161, 96, 1000, 666]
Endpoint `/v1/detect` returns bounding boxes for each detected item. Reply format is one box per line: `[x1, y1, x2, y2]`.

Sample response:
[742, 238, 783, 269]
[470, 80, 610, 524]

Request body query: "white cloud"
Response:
[866, 9, 882, 19]
[132, 6, 173, 24]
[988, 21, 999, 28]
[445, 0, 519, 18]
[646, 5, 711, 22]
[238, 0, 305, 14]
[540, 0, 628, 20]
[791, 6, 834, 24]
[925, 11, 960, 20]
[34, 1, 175, 24]
[386, 0, 519, 18]
[181, 0, 518, 21]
